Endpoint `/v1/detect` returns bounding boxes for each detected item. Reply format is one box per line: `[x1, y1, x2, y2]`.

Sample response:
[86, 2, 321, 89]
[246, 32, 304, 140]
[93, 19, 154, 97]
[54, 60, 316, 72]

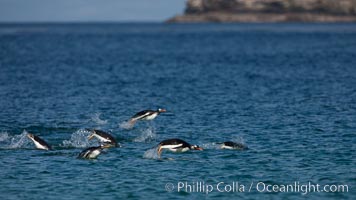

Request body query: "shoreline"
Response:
[168, 12, 356, 23]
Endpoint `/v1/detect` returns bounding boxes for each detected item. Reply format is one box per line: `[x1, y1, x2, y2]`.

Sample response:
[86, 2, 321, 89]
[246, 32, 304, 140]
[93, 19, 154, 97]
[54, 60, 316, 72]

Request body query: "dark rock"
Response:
[168, 0, 356, 22]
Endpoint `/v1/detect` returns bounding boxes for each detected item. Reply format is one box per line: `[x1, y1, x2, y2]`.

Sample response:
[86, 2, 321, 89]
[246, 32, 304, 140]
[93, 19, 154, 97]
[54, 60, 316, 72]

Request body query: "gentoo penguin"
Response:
[27, 133, 52, 150]
[87, 129, 119, 147]
[77, 144, 111, 159]
[157, 138, 203, 157]
[129, 108, 166, 125]
[219, 141, 248, 150]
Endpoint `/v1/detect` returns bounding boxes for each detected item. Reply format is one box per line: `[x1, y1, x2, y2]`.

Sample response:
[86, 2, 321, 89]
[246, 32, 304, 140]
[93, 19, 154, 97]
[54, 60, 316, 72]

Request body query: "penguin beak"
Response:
[160, 109, 167, 113]
[194, 147, 203, 151]
[157, 146, 163, 157]
[129, 119, 136, 125]
[26, 134, 33, 139]
[101, 144, 111, 149]
[87, 133, 94, 140]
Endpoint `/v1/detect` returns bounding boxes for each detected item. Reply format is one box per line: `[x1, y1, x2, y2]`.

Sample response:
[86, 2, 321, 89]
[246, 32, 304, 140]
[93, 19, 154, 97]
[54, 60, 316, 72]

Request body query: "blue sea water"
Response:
[0, 23, 355, 199]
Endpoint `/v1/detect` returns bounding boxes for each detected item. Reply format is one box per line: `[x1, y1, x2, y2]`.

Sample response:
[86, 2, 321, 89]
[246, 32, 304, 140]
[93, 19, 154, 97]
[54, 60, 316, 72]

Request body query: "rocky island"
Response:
[168, 0, 356, 22]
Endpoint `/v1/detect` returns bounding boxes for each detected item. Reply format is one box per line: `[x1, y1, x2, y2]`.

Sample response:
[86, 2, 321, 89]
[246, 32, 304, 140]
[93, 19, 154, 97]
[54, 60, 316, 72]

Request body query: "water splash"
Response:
[119, 120, 134, 130]
[201, 142, 221, 150]
[143, 146, 160, 159]
[11, 130, 31, 149]
[61, 129, 97, 148]
[91, 113, 108, 125]
[133, 127, 157, 143]
[232, 135, 246, 144]
[0, 132, 9, 142]
[201, 136, 248, 150]
[0, 130, 31, 149]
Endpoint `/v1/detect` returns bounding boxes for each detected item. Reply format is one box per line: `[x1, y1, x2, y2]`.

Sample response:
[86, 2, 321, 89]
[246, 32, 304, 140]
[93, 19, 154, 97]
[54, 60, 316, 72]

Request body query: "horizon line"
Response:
[0, 20, 171, 24]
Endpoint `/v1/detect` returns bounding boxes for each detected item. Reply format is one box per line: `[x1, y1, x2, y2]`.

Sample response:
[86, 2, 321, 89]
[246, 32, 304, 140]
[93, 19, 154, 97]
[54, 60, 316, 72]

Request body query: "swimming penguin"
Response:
[77, 144, 111, 159]
[27, 133, 52, 150]
[219, 141, 248, 150]
[129, 108, 166, 125]
[87, 129, 119, 147]
[157, 138, 203, 157]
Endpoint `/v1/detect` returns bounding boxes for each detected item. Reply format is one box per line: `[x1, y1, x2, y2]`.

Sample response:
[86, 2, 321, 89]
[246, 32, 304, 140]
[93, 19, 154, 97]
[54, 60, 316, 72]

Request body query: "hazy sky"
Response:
[0, 0, 186, 22]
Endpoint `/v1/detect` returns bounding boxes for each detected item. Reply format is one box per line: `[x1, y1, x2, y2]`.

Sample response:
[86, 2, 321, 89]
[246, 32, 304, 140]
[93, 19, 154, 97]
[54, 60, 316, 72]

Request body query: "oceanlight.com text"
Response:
[165, 181, 349, 195]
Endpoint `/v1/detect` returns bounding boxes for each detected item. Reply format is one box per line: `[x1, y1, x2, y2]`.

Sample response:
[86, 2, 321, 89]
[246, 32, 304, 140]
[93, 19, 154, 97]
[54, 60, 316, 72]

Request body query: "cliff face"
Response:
[168, 0, 356, 22]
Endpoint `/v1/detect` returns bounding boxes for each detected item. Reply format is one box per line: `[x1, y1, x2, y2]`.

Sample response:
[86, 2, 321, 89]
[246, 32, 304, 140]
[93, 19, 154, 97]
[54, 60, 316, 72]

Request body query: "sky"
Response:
[0, 0, 186, 22]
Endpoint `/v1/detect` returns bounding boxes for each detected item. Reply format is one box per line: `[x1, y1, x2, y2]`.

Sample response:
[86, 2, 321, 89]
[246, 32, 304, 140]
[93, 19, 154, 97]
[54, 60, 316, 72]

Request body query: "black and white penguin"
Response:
[157, 138, 203, 156]
[87, 129, 119, 147]
[129, 108, 166, 125]
[77, 144, 110, 159]
[27, 133, 52, 150]
[219, 141, 248, 150]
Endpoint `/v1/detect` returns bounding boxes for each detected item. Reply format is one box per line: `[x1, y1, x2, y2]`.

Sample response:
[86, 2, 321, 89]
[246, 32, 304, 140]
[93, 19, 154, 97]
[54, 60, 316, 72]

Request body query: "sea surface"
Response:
[0, 23, 355, 200]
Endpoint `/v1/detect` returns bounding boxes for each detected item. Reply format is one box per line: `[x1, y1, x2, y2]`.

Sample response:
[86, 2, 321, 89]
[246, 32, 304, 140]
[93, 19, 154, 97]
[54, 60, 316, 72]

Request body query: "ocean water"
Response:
[0, 23, 355, 199]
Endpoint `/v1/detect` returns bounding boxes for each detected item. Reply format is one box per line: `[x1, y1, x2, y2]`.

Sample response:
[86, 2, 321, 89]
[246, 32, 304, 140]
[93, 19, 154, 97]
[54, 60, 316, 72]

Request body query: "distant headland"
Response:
[167, 0, 356, 23]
